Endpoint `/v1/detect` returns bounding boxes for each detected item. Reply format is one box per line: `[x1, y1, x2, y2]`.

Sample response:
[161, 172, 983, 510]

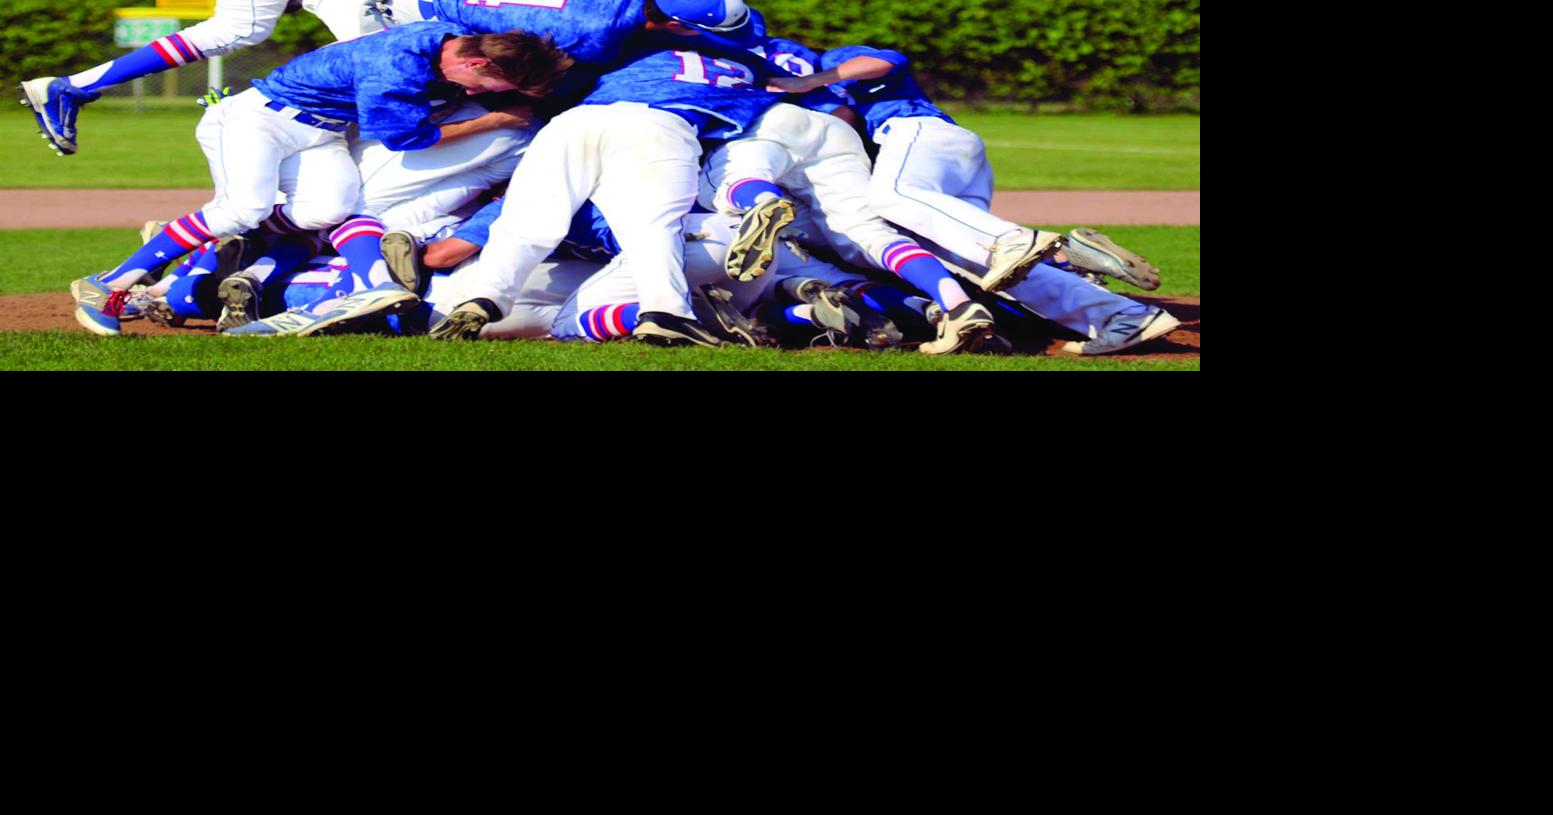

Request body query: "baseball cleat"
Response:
[632, 312, 725, 348]
[223, 308, 325, 336]
[301, 282, 420, 336]
[427, 300, 495, 340]
[139, 221, 168, 245]
[19, 77, 99, 156]
[139, 296, 186, 328]
[779, 277, 903, 350]
[981, 228, 1064, 292]
[216, 273, 263, 332]
[724, 197, 796, 282]
[918, 300, 997, 355]
[70, 275, 129, 336]
[1063, 228, 1160, 291]
[1061, 306, 1181, 355]
[380, 230, 425, 295]
[693, 285, 775, 348]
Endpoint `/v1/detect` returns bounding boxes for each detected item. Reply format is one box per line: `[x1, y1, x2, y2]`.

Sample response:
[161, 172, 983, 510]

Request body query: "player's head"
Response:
[442, 32, 576, 97]
[648, 0, 765, 47]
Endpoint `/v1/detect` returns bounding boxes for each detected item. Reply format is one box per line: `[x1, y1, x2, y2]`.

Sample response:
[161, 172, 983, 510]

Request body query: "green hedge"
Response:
[1, 1, 1198, 112]
[758, 0, 1200, 112]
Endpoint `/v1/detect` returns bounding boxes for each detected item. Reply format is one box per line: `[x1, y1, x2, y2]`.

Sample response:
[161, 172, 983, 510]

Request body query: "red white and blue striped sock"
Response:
[725, 178, 784, 212]
[329, 215, 391, 287]
[69, 33, 203, 93]
[879, 241, 970, 312]
[100, 212, 215, 289]
[576, 303, 641, 342]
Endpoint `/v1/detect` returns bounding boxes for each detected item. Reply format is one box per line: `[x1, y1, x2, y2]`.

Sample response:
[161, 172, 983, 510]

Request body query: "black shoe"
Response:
[428, 299, 496, 340]
[692, 285, 776, 348]
[632, 312, 725, 348]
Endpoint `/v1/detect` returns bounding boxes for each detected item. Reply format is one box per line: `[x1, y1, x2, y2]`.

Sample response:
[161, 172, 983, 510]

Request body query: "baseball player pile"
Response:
[21, 0, 1179, 356]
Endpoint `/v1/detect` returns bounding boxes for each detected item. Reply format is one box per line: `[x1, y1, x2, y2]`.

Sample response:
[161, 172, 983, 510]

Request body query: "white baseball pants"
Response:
[195, 88, 362, 237]
[868, 116, 1020, 268]
[173, 0, 288, 57]
[700, 103, 911, 273]
[455, 103, 703, 319]
[353, 104, 535, 240]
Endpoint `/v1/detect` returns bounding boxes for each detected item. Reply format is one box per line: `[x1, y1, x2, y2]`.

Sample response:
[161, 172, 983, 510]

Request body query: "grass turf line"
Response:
[1, 106, 1200, 191]
[0, 226, 1201, 298]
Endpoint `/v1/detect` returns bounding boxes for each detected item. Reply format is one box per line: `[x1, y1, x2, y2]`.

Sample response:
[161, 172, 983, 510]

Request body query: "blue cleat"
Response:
[305, 282, 420, 336]
[19, 77, 100, 156]
[70, 275, 129, 336]
[1061, 306, 1181, 355]
[223, 308, 327, 336]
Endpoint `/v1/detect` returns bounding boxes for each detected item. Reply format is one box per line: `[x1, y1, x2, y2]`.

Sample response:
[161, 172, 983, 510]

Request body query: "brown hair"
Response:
[644, 0, 671, 26]
[454, 32, 576, 97]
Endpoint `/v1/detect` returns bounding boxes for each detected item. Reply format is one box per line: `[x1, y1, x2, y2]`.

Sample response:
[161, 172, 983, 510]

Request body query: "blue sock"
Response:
[329, 216, 390, 287]
[879, 241, 970, 311]
[577, 303, 640, 342]
[164, 270, 220, 320]
[100, 212, 214, 289]
[71, 34, 203, 93]
[727, 178, 784, 212]
[246, 233, 324, 284]
[846, 280, 926, 323]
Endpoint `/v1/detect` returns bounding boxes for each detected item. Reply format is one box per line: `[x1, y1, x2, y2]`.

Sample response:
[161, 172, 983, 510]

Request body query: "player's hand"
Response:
[767, 75, 820, 95]
[197, 86, 234, 108]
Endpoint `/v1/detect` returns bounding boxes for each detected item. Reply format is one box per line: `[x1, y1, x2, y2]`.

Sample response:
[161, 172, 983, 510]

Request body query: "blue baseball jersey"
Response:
[451, 198, 620, 262]
[431, 0, 646, 64]
[818, 45, 954, 139]
[751, 37, 848, 114]
[255, 21, 471, 150]
[582, 44, 782, 139]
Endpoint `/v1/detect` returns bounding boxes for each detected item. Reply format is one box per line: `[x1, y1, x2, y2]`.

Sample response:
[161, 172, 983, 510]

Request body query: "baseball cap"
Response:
[655, 0, 764, 47]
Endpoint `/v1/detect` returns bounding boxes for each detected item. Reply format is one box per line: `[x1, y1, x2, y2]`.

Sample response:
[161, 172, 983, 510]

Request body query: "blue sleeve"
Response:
[357, 76, 442, 150]
[451, 198, 504, 247]
[821, 45, 909, 73]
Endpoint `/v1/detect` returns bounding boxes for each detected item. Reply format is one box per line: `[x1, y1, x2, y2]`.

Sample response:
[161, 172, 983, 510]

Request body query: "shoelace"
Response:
[103, 289, 131, 317]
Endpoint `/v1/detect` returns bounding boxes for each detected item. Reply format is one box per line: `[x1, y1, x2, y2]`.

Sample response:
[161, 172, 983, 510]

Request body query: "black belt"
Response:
[264, 100, 349, 132]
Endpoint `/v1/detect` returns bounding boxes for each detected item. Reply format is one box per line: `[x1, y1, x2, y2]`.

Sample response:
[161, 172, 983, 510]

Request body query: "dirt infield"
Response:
[0, 291, 1200, 361]
[0, 189, 1201, 229]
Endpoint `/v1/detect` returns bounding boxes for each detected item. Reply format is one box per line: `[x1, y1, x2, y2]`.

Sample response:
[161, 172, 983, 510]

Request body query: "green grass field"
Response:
[0, 225, 1198, 371]
[0, 102, 1200, 191]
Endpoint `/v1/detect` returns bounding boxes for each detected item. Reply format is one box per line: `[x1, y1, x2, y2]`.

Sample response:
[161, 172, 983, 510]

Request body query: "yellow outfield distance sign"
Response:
[116, 1, 216, 21]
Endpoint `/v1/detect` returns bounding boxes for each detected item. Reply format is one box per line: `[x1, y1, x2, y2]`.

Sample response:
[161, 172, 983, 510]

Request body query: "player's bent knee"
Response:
[289, 202, 357, 232]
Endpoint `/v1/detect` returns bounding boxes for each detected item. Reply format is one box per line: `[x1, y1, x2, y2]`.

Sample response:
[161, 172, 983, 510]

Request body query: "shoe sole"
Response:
[725, 199, 796, 282]
[69, 279, 120, 336]
[303, 290, 420, 336]
[19, 80, 75, 155]
[699, 287, 772, 347]
[981, 231, 1064, 292]
[1061, 310, 1182, 355]
[919, 323, 995, 355]
[381, 231, 424, 295]
[632, 321, 724, 348]
[141, 299, 186, 328]
[216, 276, 260, 332]
[1067, 228, 1160, 291]
[427, 309, 489, 341]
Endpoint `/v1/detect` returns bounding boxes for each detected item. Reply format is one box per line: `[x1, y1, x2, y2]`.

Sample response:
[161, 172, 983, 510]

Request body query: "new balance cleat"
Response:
[632, 312, 725, 348]
[1061, 306, 1181, 355]
[427, 300, 495, 340]
[69, 275, 128, 336]
[19, 77, 99, 156]
[919, 300, 997, 355]
[216, 273, 263, 332]
[779, 277, 903, 350]
[1063, 228, 1161, 291]
[693, 285, 775, 348]
[380, 230, 425, 295]
[119, 289, 155, 322]
[725, 197, 796, 282]
[223, 308, 325, 336]
[302, 282, 420, 336]
[981, 228, 1064, 292]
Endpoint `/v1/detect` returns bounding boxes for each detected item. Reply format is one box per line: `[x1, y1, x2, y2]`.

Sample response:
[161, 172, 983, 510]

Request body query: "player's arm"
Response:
[437, 105, 536, 142]
[767, 55, 896, 94]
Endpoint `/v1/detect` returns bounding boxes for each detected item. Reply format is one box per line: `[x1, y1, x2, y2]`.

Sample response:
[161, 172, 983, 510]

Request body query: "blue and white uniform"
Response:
[445, 42, 783, 321]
